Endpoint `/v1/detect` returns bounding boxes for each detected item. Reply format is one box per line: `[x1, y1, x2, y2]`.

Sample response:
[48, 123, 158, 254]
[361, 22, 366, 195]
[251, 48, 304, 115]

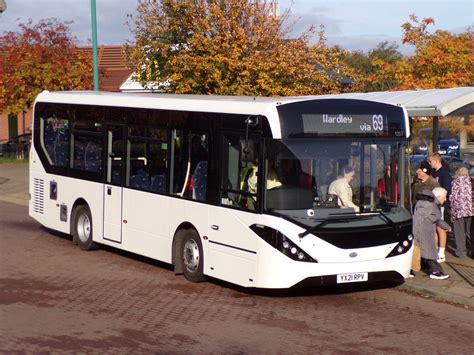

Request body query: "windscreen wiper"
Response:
[298, 213, 361, 238]
[357, 210, 398, 231]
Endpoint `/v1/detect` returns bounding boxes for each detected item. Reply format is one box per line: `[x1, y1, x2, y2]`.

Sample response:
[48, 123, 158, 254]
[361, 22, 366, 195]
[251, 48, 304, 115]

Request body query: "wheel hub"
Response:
[183, 239, 199, 273]
[77, 213, 91, 243]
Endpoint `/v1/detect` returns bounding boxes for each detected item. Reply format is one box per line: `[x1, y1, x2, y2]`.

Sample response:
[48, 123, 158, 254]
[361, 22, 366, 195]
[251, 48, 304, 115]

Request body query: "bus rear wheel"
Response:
[181, 230, 206, 283]
[72, 204, 98, 251]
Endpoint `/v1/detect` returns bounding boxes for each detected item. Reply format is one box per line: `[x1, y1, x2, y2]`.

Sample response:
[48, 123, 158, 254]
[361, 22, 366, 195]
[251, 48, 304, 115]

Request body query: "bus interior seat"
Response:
[130, 170, 150, 190]
[73, 141, 86, 170]
[112, 169, 121, 185]
[84, 142, 102, 172]
[151, 174, 166, 193]
[266, 186, 313, 210]
[193, 161, 208, 201]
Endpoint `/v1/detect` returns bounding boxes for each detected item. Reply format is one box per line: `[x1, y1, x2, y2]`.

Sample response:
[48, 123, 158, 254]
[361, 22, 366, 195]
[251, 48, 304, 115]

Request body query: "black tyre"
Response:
[72, 204, 99, 251]
[181, 230, 206, 283]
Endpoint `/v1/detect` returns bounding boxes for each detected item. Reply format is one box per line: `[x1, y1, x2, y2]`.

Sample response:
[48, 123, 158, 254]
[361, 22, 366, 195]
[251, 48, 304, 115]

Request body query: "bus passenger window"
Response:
[126, 129, 168, 193]
[41, 115, 70, 167]
[72, 134, 102, 172]
[171, 132, 209, 201]
[191, 135, 208, 202]
[220, 135, 259, 210]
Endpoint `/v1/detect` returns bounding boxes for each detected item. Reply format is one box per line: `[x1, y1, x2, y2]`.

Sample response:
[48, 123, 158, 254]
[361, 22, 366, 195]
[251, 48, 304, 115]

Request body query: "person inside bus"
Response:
[278, 158, 298, 186]
[377, 164, 398, 204]
[244, 162, 282, 209]
[328, 165, 360, 212]
[190, 135, 208, 172]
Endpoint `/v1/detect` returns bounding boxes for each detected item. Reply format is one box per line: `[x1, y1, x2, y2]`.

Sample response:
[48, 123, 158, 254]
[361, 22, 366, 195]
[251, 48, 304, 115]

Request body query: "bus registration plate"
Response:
[337, 272, 368, 283]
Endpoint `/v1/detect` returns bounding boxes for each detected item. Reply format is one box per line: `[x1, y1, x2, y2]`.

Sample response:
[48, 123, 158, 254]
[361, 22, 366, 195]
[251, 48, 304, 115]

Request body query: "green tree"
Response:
[342, 41, 402, 91]
[129, 0, 362, 96]
[0, 19, 93, 118]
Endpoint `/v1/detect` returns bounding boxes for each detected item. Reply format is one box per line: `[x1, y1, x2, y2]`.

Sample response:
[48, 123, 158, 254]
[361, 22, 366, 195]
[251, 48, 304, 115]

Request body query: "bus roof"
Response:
[35, 91, 408, 139]
[34, 90, 403, 116]
[35, 90, 305, 116]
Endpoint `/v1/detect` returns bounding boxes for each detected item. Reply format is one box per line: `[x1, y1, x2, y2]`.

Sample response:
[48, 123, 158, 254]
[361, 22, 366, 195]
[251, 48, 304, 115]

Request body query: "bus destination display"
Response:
[302, 113, 389, 136]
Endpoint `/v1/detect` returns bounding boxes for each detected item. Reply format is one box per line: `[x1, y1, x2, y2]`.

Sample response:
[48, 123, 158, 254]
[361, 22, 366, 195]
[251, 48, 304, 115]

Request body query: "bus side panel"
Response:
[120, 188, 174, 263]
[119, 189, 211, 267]
[29, 150, 104, 239]
[205, 207, 258, 287]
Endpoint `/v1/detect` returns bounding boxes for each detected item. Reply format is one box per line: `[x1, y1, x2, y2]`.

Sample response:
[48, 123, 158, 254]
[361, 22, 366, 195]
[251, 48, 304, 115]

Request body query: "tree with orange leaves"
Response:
[129, 0, 362, 96]
[370, 15, 473, 90]
[0, 19, 93, 117]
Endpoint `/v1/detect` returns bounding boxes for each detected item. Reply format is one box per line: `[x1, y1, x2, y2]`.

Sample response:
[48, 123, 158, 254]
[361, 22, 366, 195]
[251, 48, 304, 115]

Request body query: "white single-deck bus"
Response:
[29, 91, 413, 288]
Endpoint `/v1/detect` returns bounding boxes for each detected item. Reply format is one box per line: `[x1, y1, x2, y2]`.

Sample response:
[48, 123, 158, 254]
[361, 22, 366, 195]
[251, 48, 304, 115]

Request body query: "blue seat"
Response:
[130, 170, 150, 190]
[44, 123, 56, 162]
[112, 169, 121, 185]
[55, 132, 69, 167]
[193, 161, 208, 201]
[85, 142, 102, 172]
[151, 174, 166, 193]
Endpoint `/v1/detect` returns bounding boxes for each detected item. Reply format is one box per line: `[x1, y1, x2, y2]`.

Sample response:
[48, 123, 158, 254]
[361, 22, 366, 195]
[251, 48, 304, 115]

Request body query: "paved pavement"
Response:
[1, 161, 473, 308]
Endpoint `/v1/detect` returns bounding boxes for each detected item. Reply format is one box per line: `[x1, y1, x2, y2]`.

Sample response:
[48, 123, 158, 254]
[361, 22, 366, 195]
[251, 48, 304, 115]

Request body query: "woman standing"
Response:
[412, 187, 451, 279]
[450, 167, 473, 258]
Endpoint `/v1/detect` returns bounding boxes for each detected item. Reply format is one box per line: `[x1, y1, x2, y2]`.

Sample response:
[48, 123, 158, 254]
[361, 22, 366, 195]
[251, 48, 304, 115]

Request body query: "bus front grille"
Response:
[32, 178, 44, 214]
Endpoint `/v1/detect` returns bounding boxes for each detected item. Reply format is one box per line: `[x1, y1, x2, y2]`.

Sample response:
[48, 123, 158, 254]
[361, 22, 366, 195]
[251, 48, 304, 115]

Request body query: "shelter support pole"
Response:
[432, 117, 439, 154]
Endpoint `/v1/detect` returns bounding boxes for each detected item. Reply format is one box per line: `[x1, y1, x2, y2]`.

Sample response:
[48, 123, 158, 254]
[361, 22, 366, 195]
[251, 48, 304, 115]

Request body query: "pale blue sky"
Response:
[0, 0, 472, 54]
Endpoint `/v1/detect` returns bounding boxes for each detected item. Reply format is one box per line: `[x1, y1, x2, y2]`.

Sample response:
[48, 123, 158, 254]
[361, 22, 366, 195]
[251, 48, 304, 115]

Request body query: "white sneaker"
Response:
[430, 272, 449, 280]
[437, 256, 446, 263]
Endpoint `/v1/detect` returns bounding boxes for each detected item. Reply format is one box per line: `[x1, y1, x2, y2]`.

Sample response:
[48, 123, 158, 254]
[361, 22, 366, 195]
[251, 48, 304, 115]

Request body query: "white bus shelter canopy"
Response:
[318, 87, 474, 117]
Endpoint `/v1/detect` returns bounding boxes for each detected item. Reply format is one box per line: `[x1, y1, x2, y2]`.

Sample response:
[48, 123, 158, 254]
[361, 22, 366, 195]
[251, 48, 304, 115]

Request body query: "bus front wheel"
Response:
[72, 204, 98, 251]
[181, 230, 206, 283]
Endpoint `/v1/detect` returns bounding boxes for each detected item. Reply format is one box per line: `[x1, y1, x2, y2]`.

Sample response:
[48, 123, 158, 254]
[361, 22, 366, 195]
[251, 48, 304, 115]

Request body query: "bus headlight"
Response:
[250, 224, 317, 262]
[386, 234, 413, 258]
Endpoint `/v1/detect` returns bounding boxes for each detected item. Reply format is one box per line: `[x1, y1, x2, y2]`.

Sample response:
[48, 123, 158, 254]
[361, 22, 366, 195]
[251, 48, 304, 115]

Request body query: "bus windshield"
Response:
[264, 139, 410, 223]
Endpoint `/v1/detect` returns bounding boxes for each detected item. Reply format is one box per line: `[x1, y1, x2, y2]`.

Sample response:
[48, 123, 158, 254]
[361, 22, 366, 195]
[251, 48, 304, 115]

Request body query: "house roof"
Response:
[78, 45, 133, 92]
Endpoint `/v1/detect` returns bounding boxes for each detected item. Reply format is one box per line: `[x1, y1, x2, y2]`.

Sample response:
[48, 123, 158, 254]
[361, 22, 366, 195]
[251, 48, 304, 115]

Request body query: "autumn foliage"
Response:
[129, 0, 362, 96]
[369, 15, 474, 90]
[0, 19, 93, 115]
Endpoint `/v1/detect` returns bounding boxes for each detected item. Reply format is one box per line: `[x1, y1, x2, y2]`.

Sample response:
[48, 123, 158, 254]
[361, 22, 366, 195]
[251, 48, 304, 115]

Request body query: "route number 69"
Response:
[372, 114, 384, 131]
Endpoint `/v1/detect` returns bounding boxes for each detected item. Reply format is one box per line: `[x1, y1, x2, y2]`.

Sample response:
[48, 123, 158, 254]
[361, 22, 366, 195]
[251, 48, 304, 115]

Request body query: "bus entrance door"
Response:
[103, 125, 124, 243]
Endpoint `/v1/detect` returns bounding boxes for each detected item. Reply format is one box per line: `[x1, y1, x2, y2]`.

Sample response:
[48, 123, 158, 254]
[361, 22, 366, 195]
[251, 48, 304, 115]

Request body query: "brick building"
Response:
[0, 45, 133, 142]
